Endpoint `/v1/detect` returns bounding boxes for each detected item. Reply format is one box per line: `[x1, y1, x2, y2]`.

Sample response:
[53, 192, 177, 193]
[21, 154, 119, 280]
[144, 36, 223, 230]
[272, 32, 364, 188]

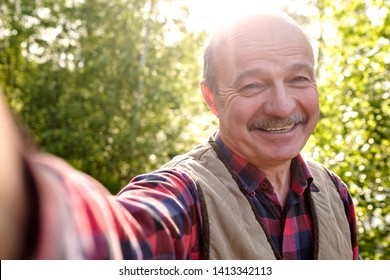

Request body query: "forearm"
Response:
[117, 169, 202, 259]
[0, 95, 29, 259]
[21, 153, 201, 259]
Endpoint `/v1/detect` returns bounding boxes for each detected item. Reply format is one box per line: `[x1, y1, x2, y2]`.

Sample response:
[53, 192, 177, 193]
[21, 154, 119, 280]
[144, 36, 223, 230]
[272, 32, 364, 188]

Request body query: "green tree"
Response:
[0, 0, 210, 192]
[305, 0, 390, 259]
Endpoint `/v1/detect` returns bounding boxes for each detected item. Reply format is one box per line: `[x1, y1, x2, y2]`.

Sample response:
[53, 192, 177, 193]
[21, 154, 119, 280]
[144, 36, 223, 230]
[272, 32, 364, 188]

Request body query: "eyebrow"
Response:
[286, 63, 315, 77]
[232, 68, 266, 85]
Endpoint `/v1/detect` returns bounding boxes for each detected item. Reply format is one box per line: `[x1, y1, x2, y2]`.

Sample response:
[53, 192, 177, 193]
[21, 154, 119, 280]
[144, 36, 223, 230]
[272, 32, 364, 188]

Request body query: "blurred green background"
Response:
[0, 0, 388, 259]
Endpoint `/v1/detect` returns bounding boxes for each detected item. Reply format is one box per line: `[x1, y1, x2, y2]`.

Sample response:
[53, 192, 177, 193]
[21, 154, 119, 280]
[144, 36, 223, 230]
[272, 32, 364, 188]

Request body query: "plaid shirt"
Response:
[27, 135, 358, 259]
[215, 136, 359, 259]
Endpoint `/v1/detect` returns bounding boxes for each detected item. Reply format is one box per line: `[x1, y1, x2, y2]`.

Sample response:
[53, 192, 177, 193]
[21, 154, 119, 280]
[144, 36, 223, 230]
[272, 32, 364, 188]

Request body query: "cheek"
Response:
[299, 88, 319, 116]
[224, 97, 258, 125]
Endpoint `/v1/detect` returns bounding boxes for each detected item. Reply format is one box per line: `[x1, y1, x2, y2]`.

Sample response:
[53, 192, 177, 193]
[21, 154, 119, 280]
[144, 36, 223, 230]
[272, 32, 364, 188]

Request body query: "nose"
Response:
[262, 81, 295, 118]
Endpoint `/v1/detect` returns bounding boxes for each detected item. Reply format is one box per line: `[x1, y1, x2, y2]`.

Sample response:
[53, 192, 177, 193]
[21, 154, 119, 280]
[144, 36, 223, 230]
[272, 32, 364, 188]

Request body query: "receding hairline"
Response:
[206, 12, 308, 51]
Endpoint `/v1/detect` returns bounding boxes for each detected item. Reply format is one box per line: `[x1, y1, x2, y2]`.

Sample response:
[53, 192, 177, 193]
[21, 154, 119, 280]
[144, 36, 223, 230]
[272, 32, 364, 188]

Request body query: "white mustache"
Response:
[248, 114, 307, 131]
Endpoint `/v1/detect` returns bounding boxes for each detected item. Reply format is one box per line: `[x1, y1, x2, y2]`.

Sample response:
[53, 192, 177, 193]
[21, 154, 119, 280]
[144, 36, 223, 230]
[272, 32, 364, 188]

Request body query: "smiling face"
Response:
[201, 14, 320, 169]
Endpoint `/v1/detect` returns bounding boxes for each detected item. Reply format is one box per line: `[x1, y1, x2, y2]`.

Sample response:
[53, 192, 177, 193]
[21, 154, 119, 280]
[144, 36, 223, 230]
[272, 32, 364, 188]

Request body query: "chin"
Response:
[262, 146, 302, 161]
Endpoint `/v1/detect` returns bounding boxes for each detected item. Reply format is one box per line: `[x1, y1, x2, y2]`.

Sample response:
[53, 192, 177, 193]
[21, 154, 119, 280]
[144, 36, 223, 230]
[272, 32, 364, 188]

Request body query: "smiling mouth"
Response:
[261, 124, 296, 133]
[248, 115, 307, 133]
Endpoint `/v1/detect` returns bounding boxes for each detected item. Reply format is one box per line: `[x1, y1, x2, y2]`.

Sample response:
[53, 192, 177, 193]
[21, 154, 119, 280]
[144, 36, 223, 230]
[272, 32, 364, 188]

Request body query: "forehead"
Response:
[211, 15, 314, 70]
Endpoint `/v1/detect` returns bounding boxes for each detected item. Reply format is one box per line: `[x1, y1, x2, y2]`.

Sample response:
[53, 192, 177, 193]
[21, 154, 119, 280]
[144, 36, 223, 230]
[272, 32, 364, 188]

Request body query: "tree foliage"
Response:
[304, 0, 390, 259]
[0, 0, 211, 192]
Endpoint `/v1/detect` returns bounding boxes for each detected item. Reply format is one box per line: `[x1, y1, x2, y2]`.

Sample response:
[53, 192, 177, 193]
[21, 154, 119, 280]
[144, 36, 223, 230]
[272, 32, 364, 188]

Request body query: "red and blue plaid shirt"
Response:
[27, 135, 358, 259]
[215, 136, 359, 259]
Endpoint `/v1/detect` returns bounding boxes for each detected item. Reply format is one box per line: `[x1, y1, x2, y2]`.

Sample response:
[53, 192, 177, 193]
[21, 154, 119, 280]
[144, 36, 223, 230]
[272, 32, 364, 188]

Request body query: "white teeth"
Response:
[264, 124, 295, 132]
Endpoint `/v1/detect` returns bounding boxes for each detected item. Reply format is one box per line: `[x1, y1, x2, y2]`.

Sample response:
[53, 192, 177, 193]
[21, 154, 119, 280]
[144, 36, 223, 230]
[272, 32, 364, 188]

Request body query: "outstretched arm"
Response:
[0, 94, 202, 259]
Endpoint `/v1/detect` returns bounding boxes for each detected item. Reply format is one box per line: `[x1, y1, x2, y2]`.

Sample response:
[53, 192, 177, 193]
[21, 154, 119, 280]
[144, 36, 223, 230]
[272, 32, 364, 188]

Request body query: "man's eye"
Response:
[239, 83, 266, 96]
[241, 83, 263, 90]
[292, 76, 309, 82]
[242, 84, 259, 89]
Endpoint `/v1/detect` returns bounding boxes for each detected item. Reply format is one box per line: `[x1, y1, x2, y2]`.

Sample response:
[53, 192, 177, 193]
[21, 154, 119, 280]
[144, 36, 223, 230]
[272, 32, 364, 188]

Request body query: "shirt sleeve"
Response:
[27, 153, 202, 259]
[116, 169, 203, 259]
[330, 172, 360, 260]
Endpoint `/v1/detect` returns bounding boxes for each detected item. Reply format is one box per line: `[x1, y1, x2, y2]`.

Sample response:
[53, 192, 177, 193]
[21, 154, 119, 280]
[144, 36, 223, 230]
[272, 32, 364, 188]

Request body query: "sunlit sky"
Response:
[181, 0, 317, 34]
[161, 0, 320, 50]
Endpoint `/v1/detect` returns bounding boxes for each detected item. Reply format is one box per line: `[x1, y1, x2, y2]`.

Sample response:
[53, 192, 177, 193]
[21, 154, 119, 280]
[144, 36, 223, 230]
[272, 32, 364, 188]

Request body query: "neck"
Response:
[260, 161, 291, 208]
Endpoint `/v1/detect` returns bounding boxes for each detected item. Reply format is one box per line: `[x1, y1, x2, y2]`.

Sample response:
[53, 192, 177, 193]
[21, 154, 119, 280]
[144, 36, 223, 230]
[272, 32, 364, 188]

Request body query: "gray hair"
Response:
[201, 30, 223, 94]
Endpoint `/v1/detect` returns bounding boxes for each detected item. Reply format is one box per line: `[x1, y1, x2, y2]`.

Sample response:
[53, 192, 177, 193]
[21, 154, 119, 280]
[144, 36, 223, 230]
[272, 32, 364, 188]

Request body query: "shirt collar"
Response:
[214, 133, 316, 195]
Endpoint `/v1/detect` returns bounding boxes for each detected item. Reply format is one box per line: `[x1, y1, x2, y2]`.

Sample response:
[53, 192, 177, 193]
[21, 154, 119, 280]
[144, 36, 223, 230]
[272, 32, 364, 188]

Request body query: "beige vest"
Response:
[164, 142, 353, 260]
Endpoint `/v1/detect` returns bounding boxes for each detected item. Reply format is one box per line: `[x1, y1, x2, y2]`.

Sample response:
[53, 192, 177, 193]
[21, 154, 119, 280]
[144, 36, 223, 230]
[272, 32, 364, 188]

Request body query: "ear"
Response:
[200, 82, 219, 117]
